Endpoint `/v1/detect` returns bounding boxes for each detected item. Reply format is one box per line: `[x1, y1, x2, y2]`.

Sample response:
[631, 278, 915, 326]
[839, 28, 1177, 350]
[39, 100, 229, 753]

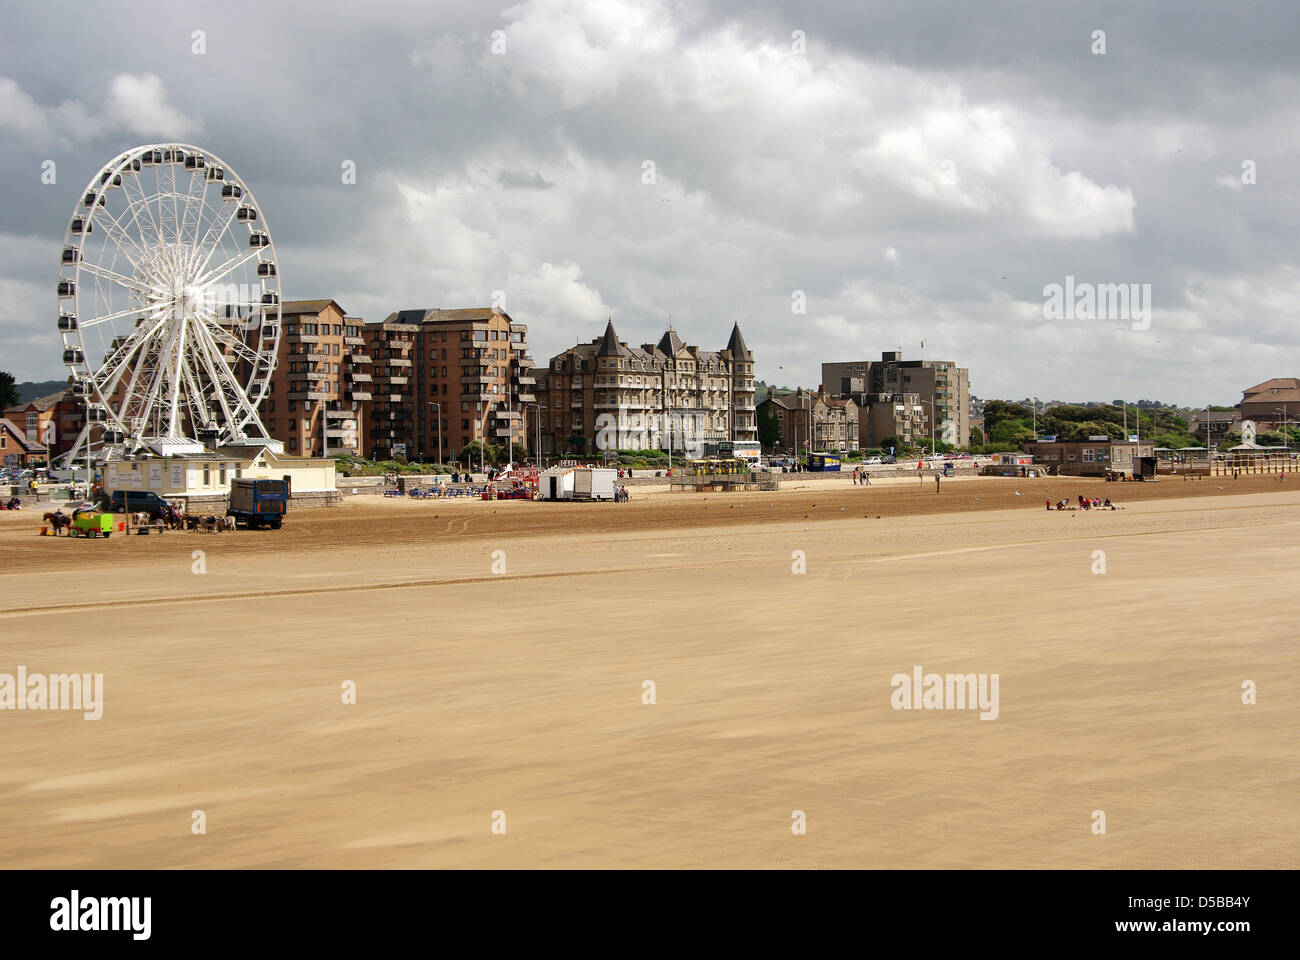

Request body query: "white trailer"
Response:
[575, 467, 616, 500]
[537, 467, 617, 501]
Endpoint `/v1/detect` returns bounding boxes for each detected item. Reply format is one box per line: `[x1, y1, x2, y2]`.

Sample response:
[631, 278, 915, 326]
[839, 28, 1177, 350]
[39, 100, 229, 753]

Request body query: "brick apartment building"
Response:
[0, 416, 46, 466]
[1239, 378, 1300, 427]
[758, 389, 859, 454]
[535, 320, 755, 457]
[372, 308, 534, 462]
[2, 390, 84, 463]
[264, 300, 368, 457]
[822, 352, 971, 448]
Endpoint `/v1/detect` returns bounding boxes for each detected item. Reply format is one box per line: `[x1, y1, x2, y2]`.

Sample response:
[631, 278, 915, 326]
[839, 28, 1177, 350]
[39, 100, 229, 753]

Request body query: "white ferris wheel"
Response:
[56, 143, 282, 463]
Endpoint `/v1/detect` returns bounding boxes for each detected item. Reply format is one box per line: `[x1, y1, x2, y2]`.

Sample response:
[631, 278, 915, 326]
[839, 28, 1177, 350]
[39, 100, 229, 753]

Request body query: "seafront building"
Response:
[823, 351, 971, 448]
[534, 320, 756, 457]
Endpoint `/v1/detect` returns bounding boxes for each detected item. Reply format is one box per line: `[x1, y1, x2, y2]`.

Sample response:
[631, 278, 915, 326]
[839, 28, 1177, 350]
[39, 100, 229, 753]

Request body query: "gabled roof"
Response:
[7, 389, 72, 413]
[380, 307, 516, 326]
[1241, 378, 1300, 403]
[282, 299, 345, 316]
[0, 418, 44, 452]
[725, 322, 751, 360]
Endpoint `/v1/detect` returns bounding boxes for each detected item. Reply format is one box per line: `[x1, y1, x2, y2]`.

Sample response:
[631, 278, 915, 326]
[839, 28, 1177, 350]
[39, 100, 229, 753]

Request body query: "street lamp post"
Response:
[519, 402, 542, 469]
[1274, 405, 1289, 449]
[426, 401, 442, 467]
[84, 396, 92, 497]
[919, 398, 937, 457]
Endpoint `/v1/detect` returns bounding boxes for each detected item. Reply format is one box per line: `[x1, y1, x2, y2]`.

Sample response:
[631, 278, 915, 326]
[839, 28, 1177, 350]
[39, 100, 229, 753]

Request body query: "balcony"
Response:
[387, 376, 409, 386]
[348, 390, 372, 401]
[348, 372, 372, 383]
[460, 374, 493, 385]
[389, 357, 413, 367]
[286, 391, 330, 401]
[344, 336, 365, 346]
[285, 333, 320, 343]
[348, 353, 373, 364]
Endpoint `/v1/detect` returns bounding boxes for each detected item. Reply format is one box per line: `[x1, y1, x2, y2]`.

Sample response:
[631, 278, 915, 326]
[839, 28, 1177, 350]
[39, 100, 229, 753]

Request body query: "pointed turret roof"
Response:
[657, 322, 685, 356]
[726, 322, 751, 360]
[596, 319, 623, 356]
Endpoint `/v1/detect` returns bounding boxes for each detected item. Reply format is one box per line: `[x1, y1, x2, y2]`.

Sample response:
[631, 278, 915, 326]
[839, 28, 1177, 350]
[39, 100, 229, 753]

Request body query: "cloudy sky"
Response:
[2, 0, 1297, 405]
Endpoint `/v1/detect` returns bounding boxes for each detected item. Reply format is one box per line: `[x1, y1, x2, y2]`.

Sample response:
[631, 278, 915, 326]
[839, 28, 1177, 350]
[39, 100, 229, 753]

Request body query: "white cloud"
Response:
[104, 73, 200, 138]
[0, 73, 198, 147]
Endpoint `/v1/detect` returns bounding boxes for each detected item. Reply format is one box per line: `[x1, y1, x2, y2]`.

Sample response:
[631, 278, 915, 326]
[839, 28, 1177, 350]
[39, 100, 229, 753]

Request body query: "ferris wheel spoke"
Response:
[179, 172, 209, 266]
[90, 204, 151, 271]
[181, 194, 222, 276]
[78, 259, 154, 295]
[95, 320, 167, 395]
[116, 334, 166, 434]
[119, 172, 164, 257]
[193, 246, 266, 289]
[207, 322, 261, 369]
[133, 319, 184, 437]
[191, 200, 244, 278]
[180, 357, 214, 430]
[78, 301, 167, 329]
[190, 322, 243, 429]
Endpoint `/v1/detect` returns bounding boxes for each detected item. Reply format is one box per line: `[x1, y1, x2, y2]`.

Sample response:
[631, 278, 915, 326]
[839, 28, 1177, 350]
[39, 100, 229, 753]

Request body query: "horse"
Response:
[43, 510, 72, 535]
[163, 504, 185, 531]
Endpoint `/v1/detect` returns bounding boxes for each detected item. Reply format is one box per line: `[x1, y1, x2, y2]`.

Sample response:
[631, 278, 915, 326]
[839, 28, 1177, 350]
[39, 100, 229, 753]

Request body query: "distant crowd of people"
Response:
[1048, 495, 1117, 511]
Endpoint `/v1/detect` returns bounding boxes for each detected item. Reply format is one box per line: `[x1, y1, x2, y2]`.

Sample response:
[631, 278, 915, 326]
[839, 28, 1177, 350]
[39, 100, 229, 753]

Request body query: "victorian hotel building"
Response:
[534, 320, 756, 457]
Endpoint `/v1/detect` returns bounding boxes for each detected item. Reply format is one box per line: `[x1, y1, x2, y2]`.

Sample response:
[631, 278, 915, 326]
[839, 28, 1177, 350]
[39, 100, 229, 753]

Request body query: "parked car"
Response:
[882, 455, 898, 464]
[106, 490, 172, 520]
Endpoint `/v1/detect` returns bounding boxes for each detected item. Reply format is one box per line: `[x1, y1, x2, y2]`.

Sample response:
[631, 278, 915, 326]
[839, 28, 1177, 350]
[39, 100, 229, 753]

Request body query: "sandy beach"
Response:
[1, 474, 1296, 868]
